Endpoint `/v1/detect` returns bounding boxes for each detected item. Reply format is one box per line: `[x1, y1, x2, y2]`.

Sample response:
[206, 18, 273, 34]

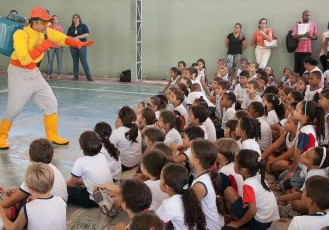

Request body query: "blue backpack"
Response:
[0, 14, 27, 57]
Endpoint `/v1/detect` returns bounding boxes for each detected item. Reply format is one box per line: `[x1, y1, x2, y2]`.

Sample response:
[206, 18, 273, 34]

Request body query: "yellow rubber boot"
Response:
[0, 119, 12, 150]
[44, 114, 69, 145]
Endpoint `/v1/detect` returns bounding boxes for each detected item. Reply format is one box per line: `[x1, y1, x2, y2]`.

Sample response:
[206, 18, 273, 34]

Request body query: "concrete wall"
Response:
[0, 0, 328, 81]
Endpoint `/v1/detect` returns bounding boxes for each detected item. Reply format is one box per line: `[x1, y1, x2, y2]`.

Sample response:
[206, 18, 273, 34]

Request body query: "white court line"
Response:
[0, 89, 8, 93]
[51, 86, 156, 95]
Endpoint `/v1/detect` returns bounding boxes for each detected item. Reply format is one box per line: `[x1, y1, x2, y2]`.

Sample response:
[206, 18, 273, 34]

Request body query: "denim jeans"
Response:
[278, 167, 305, 190]
[47, 47, 63, 76]
[70, 46, 91, 80]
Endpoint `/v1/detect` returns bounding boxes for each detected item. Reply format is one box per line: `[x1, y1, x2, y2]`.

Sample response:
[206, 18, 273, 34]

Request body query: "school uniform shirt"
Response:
[243, 175, 280, 223]
[199, 124, 209, 140]
[71, 153, 113, 200]
[321, 112, 329, 146]
[219, 162, 244, 196]
[144, 179, 169, 211]
[249, 73, 257, 81]
[241, 94, 262, 109]
[304, 85, 323, 102]
[217, 67, 229, 81]
[296, 125, 318, 178]
[155, 111, 161, 120]
[24, 196, 66, 230]
[100, 145, 122, 181]
[281, 76, 290, 86]
[164, 128, 183, 147]
[215, 94, 223, 120]
[20, 164, 68, 202]
[187, 91, 215, 108]
[110, 126, 142, 167]
[288, 212, 329, 230]
[300, 168, 328, 191]
[195, 74, 206, 94]
[221, 106, 236, 129]
[175, 104, 189, 128]
[203, 118, 217, 142]
[285, 132, 297, 150]
[265, 110, 279, 125]
[240, 138, 261, 155]
[256, 116, 272, 151]
[156, 194, 188, 230]
[192, 172, 225, 230]
[233, 83, 247, 102]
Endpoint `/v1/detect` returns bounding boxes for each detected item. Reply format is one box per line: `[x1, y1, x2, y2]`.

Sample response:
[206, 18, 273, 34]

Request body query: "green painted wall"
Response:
[0, 0, 328, 81]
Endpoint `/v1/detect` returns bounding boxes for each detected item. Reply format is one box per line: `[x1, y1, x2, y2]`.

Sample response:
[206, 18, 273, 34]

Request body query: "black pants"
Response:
[294, 52, 311, 75]
[320, 54, 328, 72]
[67, 186, 98, 208]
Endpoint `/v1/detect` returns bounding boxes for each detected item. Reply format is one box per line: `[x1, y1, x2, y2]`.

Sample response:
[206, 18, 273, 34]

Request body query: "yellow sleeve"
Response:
[12, 30, 34, 65]
[47, 28, 68, 47]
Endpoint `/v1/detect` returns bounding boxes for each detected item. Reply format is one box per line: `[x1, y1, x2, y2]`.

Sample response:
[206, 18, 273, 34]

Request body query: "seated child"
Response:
[130, 211, 164, 230]
[197, 58, 209, 84]
[221, 92, 237, 130]
[248, 62, 259, 81]
[304, 71, 323, 103]
[94, 122, 122, 182]
[193, 61, 210, 96]
[177, 60, 186, 74]
[152, 142, 172, 157]
[257, 75, 268, 97]
[144, 127, 165, 153]
[241, 80, 262, 109]
[263, 93, 285, 126]
[137, 107, 157, 135]
[189, 105, 209, 140]
[234, 70, 249, 107]
[247, 101, 272, 151]
[288, 72, 299, 89]
[111, 106, 142, 170]
[214, 58, 229, 81]
[216, 138, 243, 196]
[226, 150, 280, 229]
[67, 131, 113, 208]
[236, 116, 262, 155]
[0, 163, 66, 230]
[286, 90, 304, 106]
[160, 67, 182, 93]
[141, 150, 169, 211]
[280, 67, 292, 88]
[279, 87, 294, 105]
[213, 80, 230, 121]
[224, 120, 238, 139]
[158, 110, 183, 146]
[156, 163, 206, 230]
[167, 87, 188, 128]
[288, 176, 329, 230]
[0, 138, 67, 220]
[319, 89, 329, 146]
[146, 96, 162, 120]
[187, 83, 215, 109]
[297, 76, 309, 96]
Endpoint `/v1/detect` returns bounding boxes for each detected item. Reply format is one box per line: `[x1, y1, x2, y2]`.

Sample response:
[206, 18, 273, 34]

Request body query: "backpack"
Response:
[0, 14, 27, 57]
[119, 70, 131, 82]
[286, 30, 298, 53]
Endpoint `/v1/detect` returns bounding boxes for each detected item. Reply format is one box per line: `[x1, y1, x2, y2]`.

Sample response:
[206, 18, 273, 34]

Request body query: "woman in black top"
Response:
[67, 14, 93, 81]
[225, 23, 247, 84]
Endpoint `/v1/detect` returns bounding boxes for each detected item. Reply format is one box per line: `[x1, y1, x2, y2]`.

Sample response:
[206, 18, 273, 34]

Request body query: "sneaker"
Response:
[46, 75, 52, 81]
[93, 188, 114, 215]
[87, 77, 94, 81]
[57, 75, 61, 80]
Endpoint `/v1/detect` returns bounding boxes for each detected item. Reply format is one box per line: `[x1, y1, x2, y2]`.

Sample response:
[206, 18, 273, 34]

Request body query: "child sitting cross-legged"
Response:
[219, 92, 237, 137]
[67, 131, 113, 208]
[224, 119, 238, 140]
[0, 163, 67, 230]
[0, 138, 67, 221]
[241, 79, 262, 109]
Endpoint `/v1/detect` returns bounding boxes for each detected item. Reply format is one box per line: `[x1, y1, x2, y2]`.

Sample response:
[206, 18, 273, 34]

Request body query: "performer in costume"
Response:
[0, 6, 94, 150]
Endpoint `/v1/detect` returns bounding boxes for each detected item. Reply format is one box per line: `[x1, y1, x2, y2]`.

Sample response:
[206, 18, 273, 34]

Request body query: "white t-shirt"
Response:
[265, 110, 279, 125]
[217, 67, 229, 81]
[110, 126, 142, 167]
[164, 128, 183, 147]
[300, 169, 328, 191]
[215, 94, 223, 120]
[20, 164, 68, 202]
[195, 74, 206, 94]
[249, 73, 257, 81]
[289, 212, 329, 230]
[144, 179, 169, 211]
[285, 132, 296, 150]
[175, 104, 189, 128]
[321, 112, 329, 145]
[25, 196, 66, 230]
[240, 138, 261, 155]
[243, 175, 280, 223]
[241, 94, 262, 109]
[72, 153, 113, 200]
[256, 116, 272, 151]
[100, 145, 122, 181]
[192, 173, 225, 230]
[304, 85, 323, 101]
[156, 195, 187, 230]
[233, 83, 247, 102]
[199, 124, 209, 140]
[203, 118, 216, 142]
[219, 162, 244, 196]
[222, 106, 236, 129]
[187, 91, 215, 108]
[323, 70, 329, 86]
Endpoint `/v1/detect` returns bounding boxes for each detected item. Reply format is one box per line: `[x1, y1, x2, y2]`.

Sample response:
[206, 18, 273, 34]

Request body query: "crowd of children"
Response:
[0, 56, 329, 229]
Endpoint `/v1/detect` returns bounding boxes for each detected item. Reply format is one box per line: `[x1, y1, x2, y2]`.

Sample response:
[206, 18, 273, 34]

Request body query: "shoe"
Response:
[0, 119, 12, 150]
[57, 75, 61, 80]
[93, 188, 114, 215]
[87, 77, 93, 81]
[72, 77, 78, 81]
[44, 114, 69, 145]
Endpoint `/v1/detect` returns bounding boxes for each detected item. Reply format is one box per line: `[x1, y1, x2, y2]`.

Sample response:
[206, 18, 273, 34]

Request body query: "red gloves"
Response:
[65, 38, 95, 49]
[29, 39, 52, 60]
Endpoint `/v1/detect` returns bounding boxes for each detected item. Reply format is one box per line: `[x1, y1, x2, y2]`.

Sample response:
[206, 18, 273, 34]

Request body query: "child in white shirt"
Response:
[221, 92, 237, 130]
[304, 71, 323, 103]
[189, 105, 209, 140]
[167, 87, 189, 128]
[67, 131, 113, 208]
[263, 93, 286, 126]
[234, 70, 249, 107]
[214, 58, 229, 81]
[241, 80, 262, 109]
[158, 110, 183, 146]
[187, 83, 215, 108]
[160, 67, 182, 93]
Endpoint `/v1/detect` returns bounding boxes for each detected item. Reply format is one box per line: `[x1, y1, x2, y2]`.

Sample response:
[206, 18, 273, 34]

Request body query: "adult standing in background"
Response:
[225, 23, 247, 83]
[251, 18, 273, 69]
[67, 14, 93, 81]
[320, 20, 329, 72]
[292, 10, 318, 75]
[46, 15, 63, 80]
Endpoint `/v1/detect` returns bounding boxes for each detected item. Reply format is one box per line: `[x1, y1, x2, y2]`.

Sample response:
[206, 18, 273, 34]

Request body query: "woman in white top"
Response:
[94, 122, 122, 181]
[110, 106, 142, 170]
[156, 163, 206, 230]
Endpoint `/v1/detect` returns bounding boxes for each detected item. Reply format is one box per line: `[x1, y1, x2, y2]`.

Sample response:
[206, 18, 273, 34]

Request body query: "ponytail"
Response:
[103, 136, 120, 161]
[125, 123, 139, 143]
[209, 170, 227, 215]
[264, 93, 285, 120]
[302, 101, 325, 141]
[239, 116, 261, 140]
[118, 106, 139, 143]
[258, 158, 270, 191]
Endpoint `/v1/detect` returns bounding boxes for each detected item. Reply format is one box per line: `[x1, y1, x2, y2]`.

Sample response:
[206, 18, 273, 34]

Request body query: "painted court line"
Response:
[51, 86, 156, 95]
[0, 89, 8, 93]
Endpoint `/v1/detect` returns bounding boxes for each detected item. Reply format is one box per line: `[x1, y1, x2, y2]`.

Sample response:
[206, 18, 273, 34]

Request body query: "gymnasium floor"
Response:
[0, 74, 290, 229]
